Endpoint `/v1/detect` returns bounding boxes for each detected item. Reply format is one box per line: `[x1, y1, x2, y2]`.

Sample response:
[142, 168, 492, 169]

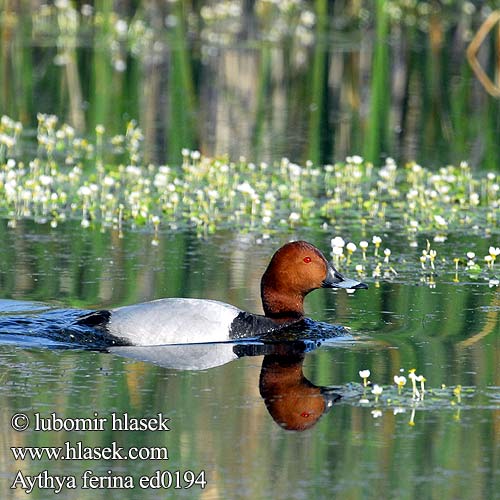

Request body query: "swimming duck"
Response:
[79, 240, 367, 345]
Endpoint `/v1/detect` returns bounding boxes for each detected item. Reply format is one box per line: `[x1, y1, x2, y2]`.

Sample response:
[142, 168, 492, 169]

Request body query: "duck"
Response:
[77, 240, 367, 345]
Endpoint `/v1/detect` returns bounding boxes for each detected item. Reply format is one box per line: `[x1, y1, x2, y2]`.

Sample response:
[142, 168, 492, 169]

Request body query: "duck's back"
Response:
[108, 298, 242, 345]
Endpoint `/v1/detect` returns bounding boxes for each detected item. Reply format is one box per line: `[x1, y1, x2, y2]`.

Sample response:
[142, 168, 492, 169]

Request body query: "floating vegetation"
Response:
[0, 114, 498, 285]
[346, 367, 495, 424]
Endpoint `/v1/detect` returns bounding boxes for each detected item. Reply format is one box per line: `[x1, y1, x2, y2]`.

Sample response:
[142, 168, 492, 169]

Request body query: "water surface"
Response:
[0, 222, 498, 499]
[1, 3, 499, 497]
[1, 2, 499, 169]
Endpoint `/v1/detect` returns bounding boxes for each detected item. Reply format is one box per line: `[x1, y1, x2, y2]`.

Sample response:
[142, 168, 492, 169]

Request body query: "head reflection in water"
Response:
[258, 346, 341, 431]
[111, 341, 341, 431]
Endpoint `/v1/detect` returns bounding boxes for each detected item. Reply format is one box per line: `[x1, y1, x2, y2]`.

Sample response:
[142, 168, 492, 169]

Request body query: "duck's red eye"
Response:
[303, 257, 312, 263]
[301, 412, 311, 418]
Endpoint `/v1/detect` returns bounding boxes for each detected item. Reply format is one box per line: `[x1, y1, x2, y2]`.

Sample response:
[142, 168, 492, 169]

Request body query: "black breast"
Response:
[229, 312, 295, 339]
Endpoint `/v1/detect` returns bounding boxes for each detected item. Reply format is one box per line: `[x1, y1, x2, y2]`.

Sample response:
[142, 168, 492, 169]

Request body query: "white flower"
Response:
[289, 212, 300, 222]
[470, 192, 480, 205]
[103, 176, 115, 187]
[332, 246, 343, 256]
[125, 165, 141, 176]
[434, 215, 447, 227]
[384, 248, 391, 263]
[359, 240, 368, 249]
[371, 384, 383, 396]
[359, 370, 371, 386]
[346, 242, 357, 253]
[115, 19, 128, 36]
[466, 252, 475, 260]
[114, 58, 126, 72]
[81, 4, 93, 16]
[39, 175, 53, 186]
[489, 246, 500, 256]
[78, 186, 92, 197]
[237, 182, 255, 196]
[331, 236, 345, 248]
[372, 235, 382, 245]
[394, 375, 407, 386]
[300, 10, 315, 27]
[288, 163, 302, 177]
[0, 134, 16, 148]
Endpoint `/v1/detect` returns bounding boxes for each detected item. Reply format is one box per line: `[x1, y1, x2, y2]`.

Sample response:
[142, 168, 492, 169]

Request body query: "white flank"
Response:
[108, 298, 241, 345]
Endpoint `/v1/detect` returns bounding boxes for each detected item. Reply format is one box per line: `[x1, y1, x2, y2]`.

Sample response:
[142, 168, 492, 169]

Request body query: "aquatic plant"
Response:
[408, 369, 420, 400]
[372, 236, 382, 257]
[359, 369, 370, 387]
[393, 375, 407, 394]
[350, 368, 480, 425]
[0, 114, 498, 285]
[371, 384, 383, 403]
[359, 240, 368, 260]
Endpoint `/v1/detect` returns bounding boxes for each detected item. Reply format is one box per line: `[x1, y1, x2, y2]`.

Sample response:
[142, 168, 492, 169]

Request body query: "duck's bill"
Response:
[322, 265, 368, 290]
[320, 387, 342, 411]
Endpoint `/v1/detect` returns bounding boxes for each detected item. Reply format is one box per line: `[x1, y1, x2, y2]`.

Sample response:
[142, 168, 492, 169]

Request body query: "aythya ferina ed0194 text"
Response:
[77, 240, 368, 345]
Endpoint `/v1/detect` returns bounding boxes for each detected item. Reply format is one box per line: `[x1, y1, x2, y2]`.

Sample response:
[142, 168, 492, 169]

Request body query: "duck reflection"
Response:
[259, 345, 340, 431]
[110, 340, 341, 431]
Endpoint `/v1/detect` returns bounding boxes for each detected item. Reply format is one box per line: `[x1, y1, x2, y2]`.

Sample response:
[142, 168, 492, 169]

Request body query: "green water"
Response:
[0, 1, 499, 499]
[0, 222, 498, 499]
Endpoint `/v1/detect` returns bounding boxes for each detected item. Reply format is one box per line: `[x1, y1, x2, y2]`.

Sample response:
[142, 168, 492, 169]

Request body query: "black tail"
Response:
[74, 310, 111, 328]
